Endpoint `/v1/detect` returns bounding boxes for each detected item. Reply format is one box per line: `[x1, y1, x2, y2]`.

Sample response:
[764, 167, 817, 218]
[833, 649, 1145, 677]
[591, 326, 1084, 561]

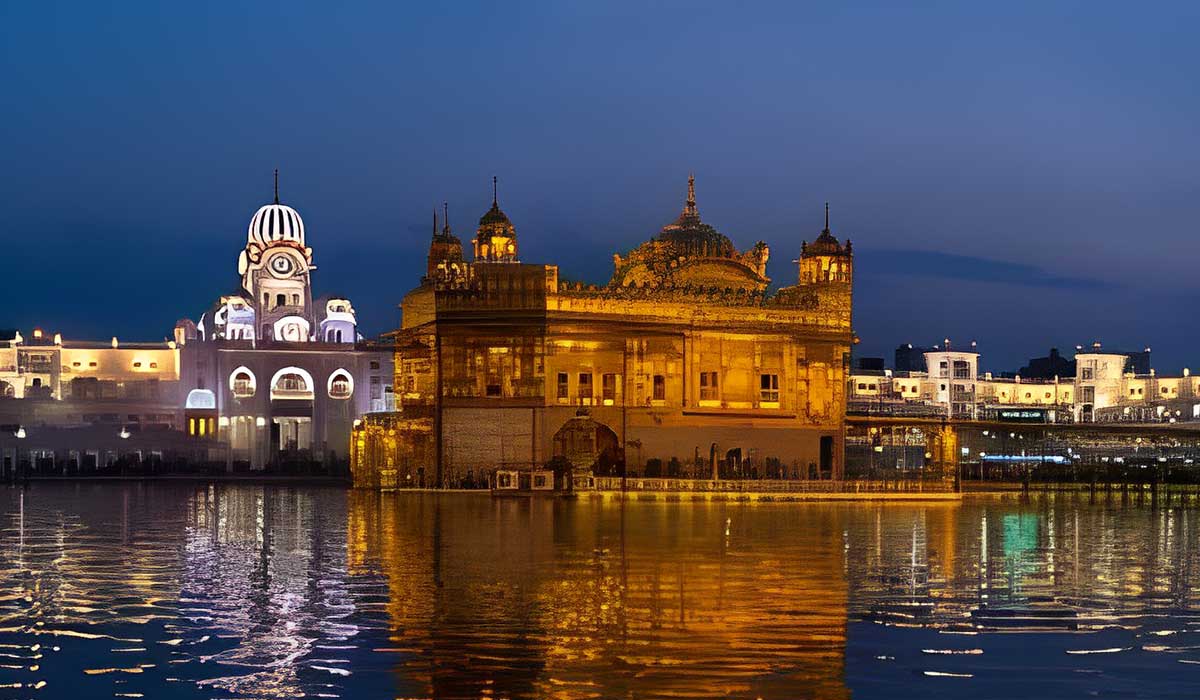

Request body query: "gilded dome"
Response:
[609, 174, 769, 291]
[654, 174, 734, 256]
[474, 177, 518, 262]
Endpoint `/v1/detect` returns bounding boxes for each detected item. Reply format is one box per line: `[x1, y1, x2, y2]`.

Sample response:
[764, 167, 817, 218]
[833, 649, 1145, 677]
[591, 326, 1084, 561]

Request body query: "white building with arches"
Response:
[175, 172, 393, 470]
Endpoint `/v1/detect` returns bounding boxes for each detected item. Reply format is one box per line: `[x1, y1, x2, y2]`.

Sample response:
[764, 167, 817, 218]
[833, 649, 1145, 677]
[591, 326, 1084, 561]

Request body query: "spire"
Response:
[824, 201, 829, 232]
[432, 207, 438, 239]
[273, 168, 280, 204]
[492, 175, 498, 208]
[684, 173, 697, 216]
[442, 201, 451, 236]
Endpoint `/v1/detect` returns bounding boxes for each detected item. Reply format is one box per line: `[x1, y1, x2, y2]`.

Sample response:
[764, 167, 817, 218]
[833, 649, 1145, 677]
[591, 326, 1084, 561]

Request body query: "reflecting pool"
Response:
[1, 484, 1199, 698]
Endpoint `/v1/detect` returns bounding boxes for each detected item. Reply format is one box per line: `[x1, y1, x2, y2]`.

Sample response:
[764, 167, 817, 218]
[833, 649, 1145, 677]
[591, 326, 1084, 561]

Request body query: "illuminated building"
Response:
[0, 328, 191, 475]
[0, 172, 392, 475]
[178, 171, 392, 469]
[849, 340, 1200, 423]
[353, 176, 854, 488]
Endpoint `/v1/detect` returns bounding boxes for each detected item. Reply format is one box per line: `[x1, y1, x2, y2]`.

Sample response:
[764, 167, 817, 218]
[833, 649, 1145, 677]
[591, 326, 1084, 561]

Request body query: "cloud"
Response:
[855, 248, 1120, 291]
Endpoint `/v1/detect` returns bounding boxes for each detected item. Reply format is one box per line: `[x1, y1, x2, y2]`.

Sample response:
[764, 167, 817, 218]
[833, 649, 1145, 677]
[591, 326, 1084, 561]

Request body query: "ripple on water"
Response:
[3, 487, 1200, 698]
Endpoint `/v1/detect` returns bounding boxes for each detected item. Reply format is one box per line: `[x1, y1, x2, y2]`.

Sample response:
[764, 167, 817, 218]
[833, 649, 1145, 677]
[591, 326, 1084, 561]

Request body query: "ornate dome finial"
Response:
[442, 201, 452, 236]
[685, 173, 697, 217]
[492, 175, 499, 208]
[824, 201, 830, 232]
[273, 168, 280, 205]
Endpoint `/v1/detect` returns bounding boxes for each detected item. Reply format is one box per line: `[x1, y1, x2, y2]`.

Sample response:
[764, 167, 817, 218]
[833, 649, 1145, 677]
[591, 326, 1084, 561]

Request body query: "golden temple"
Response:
[351, 176, 854, 488]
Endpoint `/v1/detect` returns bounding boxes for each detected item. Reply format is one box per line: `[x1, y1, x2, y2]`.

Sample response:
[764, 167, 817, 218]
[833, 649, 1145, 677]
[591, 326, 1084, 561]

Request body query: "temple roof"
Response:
[610, 175, 768, 291]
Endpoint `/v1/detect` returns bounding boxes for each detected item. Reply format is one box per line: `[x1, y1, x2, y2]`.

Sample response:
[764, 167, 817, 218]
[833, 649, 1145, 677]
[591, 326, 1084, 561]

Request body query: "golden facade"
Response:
[352, 176, 854, 488]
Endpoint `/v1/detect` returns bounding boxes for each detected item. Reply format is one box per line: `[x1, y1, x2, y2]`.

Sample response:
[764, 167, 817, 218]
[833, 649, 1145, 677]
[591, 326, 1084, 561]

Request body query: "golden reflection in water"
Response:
[347, 492, 850, 700]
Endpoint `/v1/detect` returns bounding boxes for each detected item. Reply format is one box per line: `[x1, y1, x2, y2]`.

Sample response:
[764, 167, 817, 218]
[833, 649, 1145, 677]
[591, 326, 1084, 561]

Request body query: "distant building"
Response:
[1018, 347, 1074, 380]
[853, 357, 885, 373]
[894, 344, 926, 373]
[849, 339, 1191, 424]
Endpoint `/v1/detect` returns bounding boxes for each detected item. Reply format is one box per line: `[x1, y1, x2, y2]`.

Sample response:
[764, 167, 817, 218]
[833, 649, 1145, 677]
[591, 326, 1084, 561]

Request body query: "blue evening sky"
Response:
[2, 1, 1197, 371]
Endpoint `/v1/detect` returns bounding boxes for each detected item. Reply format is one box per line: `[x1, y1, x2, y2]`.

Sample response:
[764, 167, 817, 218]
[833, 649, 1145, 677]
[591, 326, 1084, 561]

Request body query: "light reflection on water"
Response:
[0, 485, 1199, 699]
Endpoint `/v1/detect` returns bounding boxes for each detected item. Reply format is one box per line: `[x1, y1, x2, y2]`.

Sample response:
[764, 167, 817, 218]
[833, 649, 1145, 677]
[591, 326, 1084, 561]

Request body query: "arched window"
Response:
[230, 367, 256, 398]
[0, 380, 13, 398]
[275, 293, 286, 308]
[270, 367, 315, 400]
[327, 369, 353, 399]
[291, 294, 300, 305]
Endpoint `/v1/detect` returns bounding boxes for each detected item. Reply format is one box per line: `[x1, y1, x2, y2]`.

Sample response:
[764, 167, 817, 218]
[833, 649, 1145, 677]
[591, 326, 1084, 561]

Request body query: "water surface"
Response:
[0, 484, 1198, 699]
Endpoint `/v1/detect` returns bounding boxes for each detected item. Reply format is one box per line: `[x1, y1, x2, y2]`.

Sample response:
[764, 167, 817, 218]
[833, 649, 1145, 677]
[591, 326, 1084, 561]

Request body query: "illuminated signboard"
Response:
[997, 408, 1048, 423]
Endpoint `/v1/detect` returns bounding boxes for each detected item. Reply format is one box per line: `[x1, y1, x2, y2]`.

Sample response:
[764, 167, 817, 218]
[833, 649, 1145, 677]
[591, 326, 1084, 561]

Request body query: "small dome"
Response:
[801, 203, 851, 257]
[479, 201, 512, 228]
[248, 203, 306, 247]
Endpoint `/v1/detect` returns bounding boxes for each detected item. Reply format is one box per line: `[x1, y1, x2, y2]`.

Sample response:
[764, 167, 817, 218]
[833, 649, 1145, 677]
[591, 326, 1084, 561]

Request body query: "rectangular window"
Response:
[652, 375, 665, 401]
[557, 372, 569, 400]
[1082, 366, 1094, 380]
[760, 373, 779, 403]
[486, 383, 502, 397]
[578, 373, 592, 400]
[602, 373, 617, 403]
[699, 371, 719, 401]
[369, 361, 380, 370]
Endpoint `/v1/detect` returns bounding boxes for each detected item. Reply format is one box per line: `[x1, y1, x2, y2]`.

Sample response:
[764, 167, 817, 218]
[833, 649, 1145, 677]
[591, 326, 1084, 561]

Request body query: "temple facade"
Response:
[352, 176, 853, 488]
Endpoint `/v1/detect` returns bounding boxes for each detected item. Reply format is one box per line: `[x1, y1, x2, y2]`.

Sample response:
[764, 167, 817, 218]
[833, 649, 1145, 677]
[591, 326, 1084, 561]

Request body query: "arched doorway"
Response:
[552, 411, 620, 475]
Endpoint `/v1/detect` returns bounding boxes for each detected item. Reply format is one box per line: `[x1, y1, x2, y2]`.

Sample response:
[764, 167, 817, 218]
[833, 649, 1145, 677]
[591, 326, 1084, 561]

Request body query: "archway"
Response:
[552, 412, 620, 475]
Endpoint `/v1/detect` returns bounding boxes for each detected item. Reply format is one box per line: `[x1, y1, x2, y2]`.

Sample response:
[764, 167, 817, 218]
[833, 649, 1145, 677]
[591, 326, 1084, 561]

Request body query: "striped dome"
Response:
[248, 203, 306, 247]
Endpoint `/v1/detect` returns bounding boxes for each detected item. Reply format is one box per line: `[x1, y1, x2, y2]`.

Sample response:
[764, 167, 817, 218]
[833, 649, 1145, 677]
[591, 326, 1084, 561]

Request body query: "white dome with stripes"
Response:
[248, 203, 305, 246]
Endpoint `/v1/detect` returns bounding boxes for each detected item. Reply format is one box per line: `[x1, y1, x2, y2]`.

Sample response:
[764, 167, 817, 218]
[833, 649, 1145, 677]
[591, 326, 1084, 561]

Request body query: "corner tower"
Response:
[426, 202, 464, 279]
[797, 203, 853, 286]
[473, 176, 518, 262]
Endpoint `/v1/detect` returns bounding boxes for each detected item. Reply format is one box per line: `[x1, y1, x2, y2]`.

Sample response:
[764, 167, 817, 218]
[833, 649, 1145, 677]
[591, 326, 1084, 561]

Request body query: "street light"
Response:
[13, 427, 25, 439]
[119, 427, 131, 440]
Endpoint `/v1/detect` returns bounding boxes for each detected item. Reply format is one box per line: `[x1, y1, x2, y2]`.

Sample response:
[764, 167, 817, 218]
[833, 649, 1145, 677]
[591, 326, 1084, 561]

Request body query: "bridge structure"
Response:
[844, 413, 1200, 489]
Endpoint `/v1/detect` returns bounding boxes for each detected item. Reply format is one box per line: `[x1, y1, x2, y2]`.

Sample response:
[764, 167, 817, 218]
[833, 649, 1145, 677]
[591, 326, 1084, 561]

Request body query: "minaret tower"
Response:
[797, 202, 853, 286]
[426, 201, 464, 279]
